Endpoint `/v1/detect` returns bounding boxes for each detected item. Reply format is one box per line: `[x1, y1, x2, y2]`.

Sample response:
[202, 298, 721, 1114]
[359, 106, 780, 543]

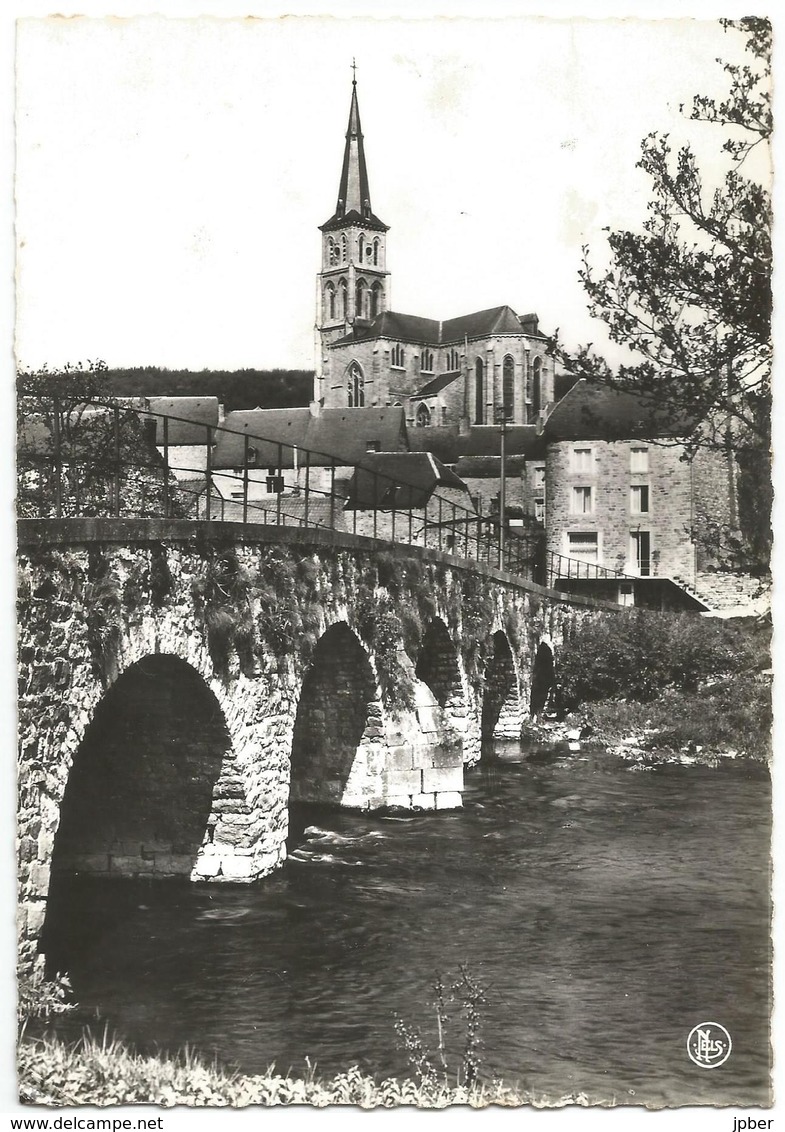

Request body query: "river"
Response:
[41, 741, 772, 1108]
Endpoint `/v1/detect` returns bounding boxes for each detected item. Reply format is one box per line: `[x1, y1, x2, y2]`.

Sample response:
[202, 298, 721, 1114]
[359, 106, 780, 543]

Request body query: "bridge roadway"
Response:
[17, 517, 617, 970]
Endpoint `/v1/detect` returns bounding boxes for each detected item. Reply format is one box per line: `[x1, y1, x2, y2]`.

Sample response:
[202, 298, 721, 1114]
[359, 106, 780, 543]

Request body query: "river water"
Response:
[43, 742, 772, 1108]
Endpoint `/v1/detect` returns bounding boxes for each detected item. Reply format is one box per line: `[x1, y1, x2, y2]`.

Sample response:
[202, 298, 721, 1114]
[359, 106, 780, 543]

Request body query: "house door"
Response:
[630, 531, 651, 576]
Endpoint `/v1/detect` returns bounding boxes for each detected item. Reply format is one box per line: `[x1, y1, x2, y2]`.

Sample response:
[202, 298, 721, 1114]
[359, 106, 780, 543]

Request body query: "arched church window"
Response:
[532, 356, 542, 421]
[358, 234, 365, 262]
[338, 279, 348, 320]
[341, 235, 347, 262]
[373, 239, 380, 265]
[355, 278, 367, 319]
[503, 355, 515, 421]
[347, 362, 365, 408]
[421, 349, 434, 373]
[416, 403, 431, 428]
[446, 348, 459, 371]
[475, 358, 485, 424]
[391, 344, 405, 368]
[325, 282, 336, 321]
[371, 281, 383, 318]
[327, 237, 335, 265]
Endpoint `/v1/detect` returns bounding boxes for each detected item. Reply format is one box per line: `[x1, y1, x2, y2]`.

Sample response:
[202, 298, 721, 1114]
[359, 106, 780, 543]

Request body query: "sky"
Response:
[13, 11, 767, 373]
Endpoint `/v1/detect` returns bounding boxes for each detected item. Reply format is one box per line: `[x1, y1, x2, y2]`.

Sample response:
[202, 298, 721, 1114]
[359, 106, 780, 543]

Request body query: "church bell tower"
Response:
[315, 69, 390, 401]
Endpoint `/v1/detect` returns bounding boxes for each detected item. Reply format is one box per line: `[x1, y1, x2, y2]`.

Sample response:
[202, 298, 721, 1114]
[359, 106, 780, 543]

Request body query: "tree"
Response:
[553, 18, 772, 565]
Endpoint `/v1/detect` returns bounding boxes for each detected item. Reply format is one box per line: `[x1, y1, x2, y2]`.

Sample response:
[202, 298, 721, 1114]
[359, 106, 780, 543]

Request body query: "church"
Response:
[314, 76, 557, 431]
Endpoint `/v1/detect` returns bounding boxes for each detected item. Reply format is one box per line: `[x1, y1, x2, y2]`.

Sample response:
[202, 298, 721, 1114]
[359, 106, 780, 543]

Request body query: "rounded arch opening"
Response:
[415, 618, 462, 710]
[42, 655, 232, 968]
[481, 631, 519, 742]
[289, 623, 378, 837]
[50, 655, 230, 880]
[530, 641, 555, 718]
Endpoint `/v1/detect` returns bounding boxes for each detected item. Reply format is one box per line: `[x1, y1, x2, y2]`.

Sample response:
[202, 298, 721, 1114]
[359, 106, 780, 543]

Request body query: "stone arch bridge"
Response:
[18, 518, 616, 969]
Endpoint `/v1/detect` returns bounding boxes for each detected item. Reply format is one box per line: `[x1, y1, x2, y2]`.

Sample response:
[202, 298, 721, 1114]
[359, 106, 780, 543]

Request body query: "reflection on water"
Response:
[42, 742, 772, 1107]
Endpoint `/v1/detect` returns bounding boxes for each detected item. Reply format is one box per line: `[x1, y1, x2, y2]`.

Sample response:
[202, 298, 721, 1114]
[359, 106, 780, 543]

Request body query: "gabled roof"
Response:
[211, 406, 408, 469]
[332, 304, 540, 349]
[319, 79, 388, 233]
[145, 397, 219, 445]
[542, 379, 692, 442]
[345, 451, 467, 510]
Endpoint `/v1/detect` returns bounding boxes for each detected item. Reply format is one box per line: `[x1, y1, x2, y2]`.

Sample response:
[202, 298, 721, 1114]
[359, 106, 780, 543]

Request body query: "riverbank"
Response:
[524, 670, 771, 766]
[18, 1031, 596, 1108]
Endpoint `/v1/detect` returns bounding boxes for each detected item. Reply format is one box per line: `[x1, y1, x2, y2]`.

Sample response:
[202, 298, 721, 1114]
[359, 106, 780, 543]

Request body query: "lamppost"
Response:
[494, 405, 507, 567]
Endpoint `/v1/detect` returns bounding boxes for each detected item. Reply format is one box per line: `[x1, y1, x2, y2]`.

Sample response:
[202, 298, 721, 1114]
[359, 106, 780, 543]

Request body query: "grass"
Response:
[17, 1031, 548, 1109]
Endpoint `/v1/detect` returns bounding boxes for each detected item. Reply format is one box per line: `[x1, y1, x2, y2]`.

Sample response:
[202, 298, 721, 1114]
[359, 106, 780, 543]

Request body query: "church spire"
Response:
[319, 68, 387, 233]
[336, 68, 372, 219]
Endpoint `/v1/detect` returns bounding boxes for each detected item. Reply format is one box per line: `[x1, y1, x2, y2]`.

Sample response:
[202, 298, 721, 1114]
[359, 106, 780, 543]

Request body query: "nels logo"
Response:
[687, 1022, 732, 1069]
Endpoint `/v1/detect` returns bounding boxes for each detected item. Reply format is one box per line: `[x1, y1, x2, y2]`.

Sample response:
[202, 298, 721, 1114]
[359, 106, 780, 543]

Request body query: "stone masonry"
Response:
[17, 519, 615, 970]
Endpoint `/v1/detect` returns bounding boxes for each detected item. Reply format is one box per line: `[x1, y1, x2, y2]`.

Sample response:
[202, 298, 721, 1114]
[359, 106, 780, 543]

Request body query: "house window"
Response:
[568, 531, 599, 564]
[630, 485, 650, 514]
[571, 486, 593, 514]
[416, 402, 431, 428]
[533, 465, 546, 490]
[503, 355, 514, 421]
[365, 439, 380, 452]
[347, 362, 365, 407]
[391, 343, 405, 368]
[421, 349, 434, 373]
[247, 446, 258, 466]
[266, 471, 284, 494]
[630, 530, 651, 576]
[534, 498, 545, 523]
[572, 446, 593, 473]
[630, 446, 649, 473]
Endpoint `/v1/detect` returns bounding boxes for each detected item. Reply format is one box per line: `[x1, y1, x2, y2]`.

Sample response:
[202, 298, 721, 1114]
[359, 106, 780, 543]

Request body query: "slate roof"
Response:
[454, 454, 529, 478]
[211, 406, 408, 469]
[319, 79, 388, 233]
[345, 451, 468, 509]
[458, 425, 540, 458]
[413, 371, 461, 398]
[543, 380, 692, 442]
[406, 425, 461, 465]
[333, 305, 541, 348]
[145, 397, 219, 445]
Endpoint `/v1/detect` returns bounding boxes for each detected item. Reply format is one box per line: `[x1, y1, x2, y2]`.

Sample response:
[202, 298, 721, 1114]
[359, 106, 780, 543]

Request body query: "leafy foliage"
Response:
[559, 610, 767, 705]
[553, 19, 772, 567]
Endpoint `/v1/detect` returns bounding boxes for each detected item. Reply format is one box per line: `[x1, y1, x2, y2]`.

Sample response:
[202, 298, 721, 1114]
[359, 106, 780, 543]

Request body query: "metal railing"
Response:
[17, 394, 543, 580]
[545, 550, 639, 593]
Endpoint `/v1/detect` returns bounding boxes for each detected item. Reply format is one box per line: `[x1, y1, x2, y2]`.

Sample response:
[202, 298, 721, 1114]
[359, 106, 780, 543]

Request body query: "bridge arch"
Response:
[49, 654, 232, 883]
[289, 621, 381, 810]
[481, 630, 521, 741]
[415, 618, 463, 712]
[530, 640, 556, 718]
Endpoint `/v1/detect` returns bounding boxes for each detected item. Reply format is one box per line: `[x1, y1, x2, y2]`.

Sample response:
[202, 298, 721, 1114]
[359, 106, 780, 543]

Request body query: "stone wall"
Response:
[18, 520, 613, 970]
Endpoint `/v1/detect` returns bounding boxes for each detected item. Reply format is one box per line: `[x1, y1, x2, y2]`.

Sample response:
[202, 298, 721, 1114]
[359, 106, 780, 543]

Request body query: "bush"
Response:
[559, 611, 767, 705]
